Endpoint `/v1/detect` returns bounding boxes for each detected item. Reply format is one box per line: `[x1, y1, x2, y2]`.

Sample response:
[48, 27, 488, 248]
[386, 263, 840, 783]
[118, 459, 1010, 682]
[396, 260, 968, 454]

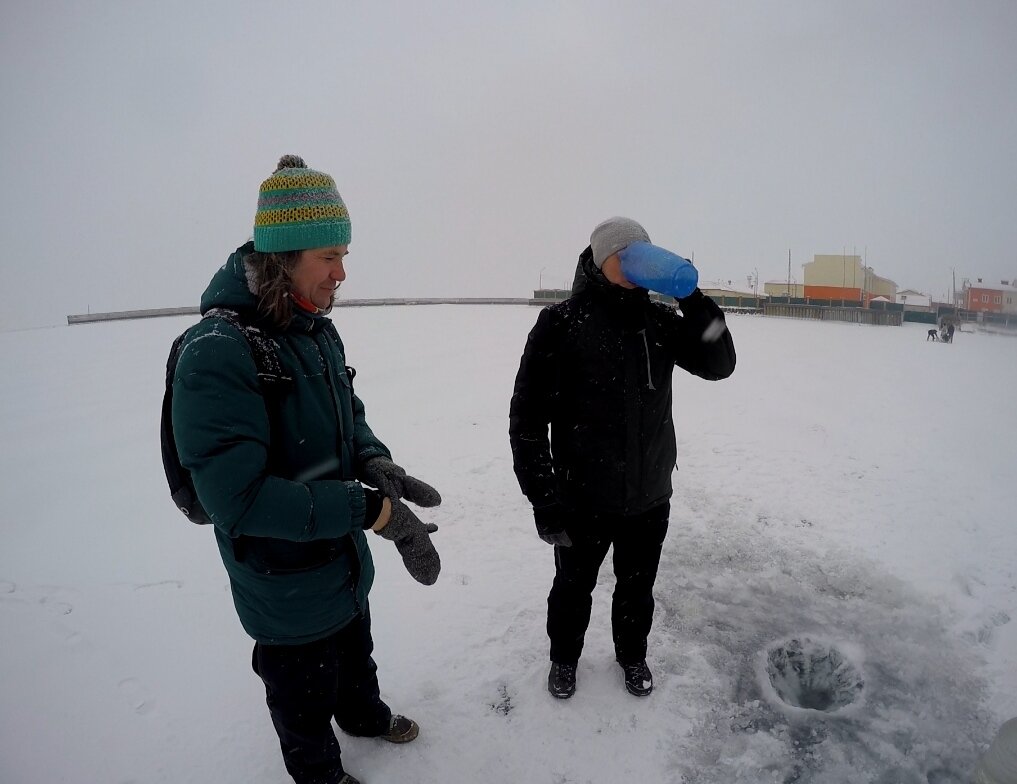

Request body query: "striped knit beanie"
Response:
[253, 155, 351, 252]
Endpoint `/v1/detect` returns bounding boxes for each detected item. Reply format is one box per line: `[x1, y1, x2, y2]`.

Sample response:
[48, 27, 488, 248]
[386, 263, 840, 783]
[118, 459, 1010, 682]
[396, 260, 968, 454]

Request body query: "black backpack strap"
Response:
[204, 307, 292, 391]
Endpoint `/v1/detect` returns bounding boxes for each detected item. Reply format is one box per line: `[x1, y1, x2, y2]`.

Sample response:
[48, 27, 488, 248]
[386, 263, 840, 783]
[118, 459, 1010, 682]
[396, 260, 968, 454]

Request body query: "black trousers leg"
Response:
[546, 524, 612, 665]
[252, 611, 391, 784]
[611, 503, 670, 665]
[332, 612, 391, 737]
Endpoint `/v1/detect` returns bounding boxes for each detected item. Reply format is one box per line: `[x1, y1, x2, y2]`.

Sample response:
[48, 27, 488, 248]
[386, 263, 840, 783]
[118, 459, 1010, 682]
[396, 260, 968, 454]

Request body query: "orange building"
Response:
[803, 255, 896, 305]
[804, 284, 863, 302]
[965, 284, 1004, 313]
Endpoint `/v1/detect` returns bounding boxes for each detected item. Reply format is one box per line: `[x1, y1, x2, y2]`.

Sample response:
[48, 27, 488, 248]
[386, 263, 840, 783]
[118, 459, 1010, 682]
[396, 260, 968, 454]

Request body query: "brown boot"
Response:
[380, 714, 419, 743]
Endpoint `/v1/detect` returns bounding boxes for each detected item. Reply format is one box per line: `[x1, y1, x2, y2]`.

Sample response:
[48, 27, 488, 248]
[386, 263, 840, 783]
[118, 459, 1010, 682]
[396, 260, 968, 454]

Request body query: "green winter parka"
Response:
[171, 242, 390, 644]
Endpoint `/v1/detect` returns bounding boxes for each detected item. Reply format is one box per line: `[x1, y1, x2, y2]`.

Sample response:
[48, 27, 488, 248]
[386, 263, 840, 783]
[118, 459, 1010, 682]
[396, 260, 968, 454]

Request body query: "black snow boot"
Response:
[621, 660, 653, 697]
[548, 662, 577, 699]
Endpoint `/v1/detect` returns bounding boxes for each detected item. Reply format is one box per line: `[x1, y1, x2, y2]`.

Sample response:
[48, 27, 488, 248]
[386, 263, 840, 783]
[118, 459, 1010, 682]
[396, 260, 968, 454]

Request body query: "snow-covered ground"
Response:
[1, 306, 1014, 784]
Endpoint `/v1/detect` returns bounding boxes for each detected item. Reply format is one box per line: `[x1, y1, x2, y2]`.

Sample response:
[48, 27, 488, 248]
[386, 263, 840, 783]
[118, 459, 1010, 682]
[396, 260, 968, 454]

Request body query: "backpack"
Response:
[160, 307, 292, 524]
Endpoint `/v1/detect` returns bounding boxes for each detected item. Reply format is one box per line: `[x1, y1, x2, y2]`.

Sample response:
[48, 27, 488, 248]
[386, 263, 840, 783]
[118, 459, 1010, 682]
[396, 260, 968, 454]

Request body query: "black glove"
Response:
[362, 488, 384, 529]
[375, 498, 441, 585]
[678, 288, 727, 343]
[676, 287, 705, 307]
[533, 502, 572, 547]
[362, 457, 442, 507]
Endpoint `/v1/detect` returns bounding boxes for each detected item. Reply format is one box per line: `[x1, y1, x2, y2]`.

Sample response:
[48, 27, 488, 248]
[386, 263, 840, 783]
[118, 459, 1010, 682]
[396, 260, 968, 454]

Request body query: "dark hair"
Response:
[244, 156, 309, 328]
[245, 249, 302, 329]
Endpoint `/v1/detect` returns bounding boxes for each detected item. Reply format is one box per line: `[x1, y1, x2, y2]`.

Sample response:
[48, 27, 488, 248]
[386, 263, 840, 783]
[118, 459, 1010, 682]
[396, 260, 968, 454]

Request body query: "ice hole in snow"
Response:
[765, 637, 863, 713]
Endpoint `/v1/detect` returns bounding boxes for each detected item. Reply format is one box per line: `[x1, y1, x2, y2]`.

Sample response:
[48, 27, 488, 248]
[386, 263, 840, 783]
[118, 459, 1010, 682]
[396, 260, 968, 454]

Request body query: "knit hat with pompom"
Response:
[253, 154, 350, 252]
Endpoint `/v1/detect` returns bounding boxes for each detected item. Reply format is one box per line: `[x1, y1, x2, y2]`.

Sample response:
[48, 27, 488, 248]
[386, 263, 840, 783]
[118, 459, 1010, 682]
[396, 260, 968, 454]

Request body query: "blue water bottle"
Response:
[618, 242, 699, 298]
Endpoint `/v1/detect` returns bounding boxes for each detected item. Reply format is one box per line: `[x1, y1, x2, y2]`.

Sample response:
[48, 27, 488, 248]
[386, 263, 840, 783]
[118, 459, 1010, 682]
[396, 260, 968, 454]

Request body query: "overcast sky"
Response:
[2, 0, 1016, 330]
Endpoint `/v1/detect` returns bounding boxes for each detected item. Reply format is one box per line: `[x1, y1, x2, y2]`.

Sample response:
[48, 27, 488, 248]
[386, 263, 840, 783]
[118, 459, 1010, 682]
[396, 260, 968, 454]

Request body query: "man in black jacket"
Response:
[509, 217, 736, 699]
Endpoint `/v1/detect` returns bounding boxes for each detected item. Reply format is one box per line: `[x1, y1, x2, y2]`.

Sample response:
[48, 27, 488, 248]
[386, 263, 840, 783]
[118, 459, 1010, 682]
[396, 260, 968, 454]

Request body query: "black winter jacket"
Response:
[509, 247, 736, 516]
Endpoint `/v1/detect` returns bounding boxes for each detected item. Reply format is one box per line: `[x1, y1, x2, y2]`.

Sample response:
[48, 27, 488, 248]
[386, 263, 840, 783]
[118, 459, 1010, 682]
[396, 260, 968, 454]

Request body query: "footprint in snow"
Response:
[133, 580, 183, 592]
[0, 582, 75, 615]
[118, 677, 155, 716]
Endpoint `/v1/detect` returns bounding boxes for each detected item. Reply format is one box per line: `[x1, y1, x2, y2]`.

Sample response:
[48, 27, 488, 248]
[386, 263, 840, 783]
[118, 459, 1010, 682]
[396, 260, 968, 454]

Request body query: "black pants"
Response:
[547, 502, 670, 666]
[252, 610, 392, 784]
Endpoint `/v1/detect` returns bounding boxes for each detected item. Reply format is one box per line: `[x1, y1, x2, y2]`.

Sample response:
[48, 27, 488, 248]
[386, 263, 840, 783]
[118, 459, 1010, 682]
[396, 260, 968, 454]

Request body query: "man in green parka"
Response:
[171, 155, 441, 784]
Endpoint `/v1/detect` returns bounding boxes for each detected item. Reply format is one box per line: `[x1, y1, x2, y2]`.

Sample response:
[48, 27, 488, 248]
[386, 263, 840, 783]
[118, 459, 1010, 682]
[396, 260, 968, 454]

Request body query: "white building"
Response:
[896, 289, 931, 310]
[699, 280, 758, 298]
[1001, 282, 1017, 315]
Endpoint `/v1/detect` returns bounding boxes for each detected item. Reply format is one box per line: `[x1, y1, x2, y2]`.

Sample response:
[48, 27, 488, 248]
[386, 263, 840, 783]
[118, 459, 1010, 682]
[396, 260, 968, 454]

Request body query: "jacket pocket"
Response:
[232, 535, 341, 575]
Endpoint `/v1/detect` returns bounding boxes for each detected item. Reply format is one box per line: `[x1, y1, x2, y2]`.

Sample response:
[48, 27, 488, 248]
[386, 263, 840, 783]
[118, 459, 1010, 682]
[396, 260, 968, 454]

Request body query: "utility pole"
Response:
[863, 246, 868, 306]
[787, 249, 792, 298]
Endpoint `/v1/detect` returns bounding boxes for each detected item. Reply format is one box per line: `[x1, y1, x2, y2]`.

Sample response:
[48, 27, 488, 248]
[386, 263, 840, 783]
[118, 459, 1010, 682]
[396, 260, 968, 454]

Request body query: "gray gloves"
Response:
[362, 457, 442, 585]
[362, 456, 442, 508]
[374, 499, 441, 585]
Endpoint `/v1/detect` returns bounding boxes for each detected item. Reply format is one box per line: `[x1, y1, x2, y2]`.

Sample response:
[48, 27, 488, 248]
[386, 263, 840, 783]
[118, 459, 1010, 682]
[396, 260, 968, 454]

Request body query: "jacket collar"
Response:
[200, 242, 334, 335]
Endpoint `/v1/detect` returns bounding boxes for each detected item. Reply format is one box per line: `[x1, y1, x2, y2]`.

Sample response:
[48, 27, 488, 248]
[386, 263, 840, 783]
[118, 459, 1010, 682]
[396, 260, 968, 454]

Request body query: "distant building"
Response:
[699, 280, 757, 298]
[896, 289, 931, 311]
[697, 280, 762, 309]
[804, 254, 896, 304]
[963, 279, 1013, 313]
[763, 280, 804, 298]
[998, 281, 1017, 315]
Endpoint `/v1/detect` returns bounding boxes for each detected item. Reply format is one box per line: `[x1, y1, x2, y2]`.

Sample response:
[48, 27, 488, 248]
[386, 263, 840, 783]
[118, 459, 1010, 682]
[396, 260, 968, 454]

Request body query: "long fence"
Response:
[763, 303, 902, 326]
[67, 298, 532, 325]
[76, 298, 994, 329]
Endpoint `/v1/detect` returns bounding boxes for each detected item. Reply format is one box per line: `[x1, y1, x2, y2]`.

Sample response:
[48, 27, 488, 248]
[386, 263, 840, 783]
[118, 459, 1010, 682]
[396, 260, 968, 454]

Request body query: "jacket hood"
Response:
[570, 246, 650, 306]
[200, 241, 261, 318]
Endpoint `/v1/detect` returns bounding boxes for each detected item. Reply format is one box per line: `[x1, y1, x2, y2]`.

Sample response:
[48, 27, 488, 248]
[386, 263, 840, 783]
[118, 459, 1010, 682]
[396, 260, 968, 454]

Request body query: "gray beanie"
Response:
[590, 217, 650, 269]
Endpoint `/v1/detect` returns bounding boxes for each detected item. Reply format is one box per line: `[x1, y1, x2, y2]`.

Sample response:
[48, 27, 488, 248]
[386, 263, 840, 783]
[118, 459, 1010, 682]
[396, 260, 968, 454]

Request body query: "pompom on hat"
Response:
[590, 216, 650, 269]
[253, 155, 350, 252]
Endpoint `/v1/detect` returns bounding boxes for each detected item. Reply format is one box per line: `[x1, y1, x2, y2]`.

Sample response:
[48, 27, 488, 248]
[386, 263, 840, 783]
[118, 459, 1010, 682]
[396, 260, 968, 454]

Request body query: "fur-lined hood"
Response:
[199, 242, 327, 333]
